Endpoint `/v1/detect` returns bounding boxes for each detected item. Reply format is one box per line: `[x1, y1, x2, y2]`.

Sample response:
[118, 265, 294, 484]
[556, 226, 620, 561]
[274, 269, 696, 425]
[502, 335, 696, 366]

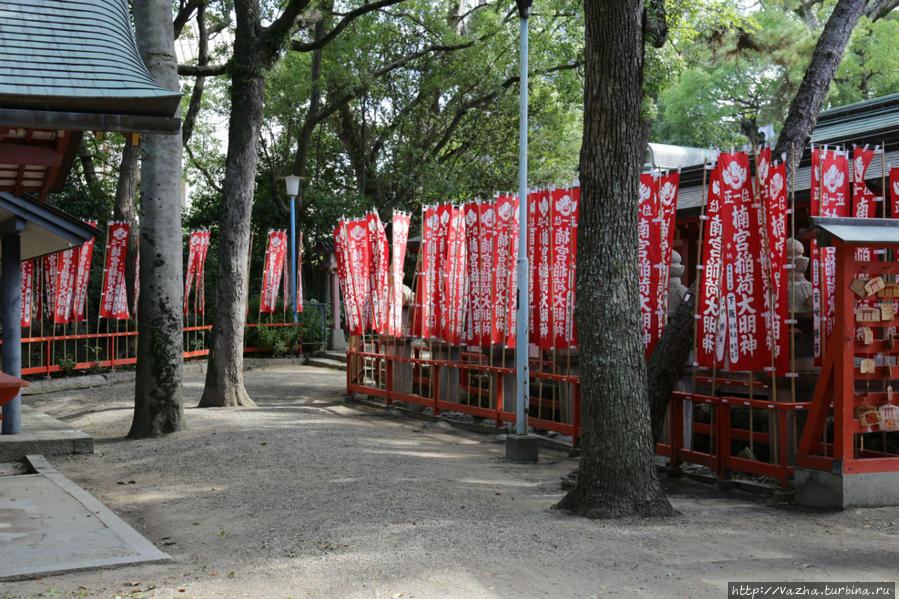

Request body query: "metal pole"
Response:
[290, 194, 298, 323]
[514, 2, 531, 437]
[2, 228, 23, 434]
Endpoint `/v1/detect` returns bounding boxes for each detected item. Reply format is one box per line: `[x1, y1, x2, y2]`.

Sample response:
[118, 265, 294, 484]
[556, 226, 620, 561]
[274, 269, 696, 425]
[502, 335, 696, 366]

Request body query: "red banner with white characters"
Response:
[817, 149, 850, 360]
[388, 212, 411, 336]
[42, 253, 58, 320]
[334, 221, 362, 336]
[54, 248, 78, 324]
[655, 172, 679, 346]
[413, 206, 436, 338]
[764, 160, 790, 374]
[533, 190, 553, 348]
[720, 151, 769, 371]
[260, 229, 287, 313]
[551, 187, 578, 349]
[491, 195, 519, 347]
[463, 201, 496, 346]
[20, 260, 33, 327]
[184, 230, 205, 315]
[442, 206, 467, 345]
[195, 231, 211, 314]
[347, 218, 373, 332]
[697, 161, 724, 368]
[526, 190, 538, 342]
[367, 212, 390, 334]
[296, 232, 303, 314]
[99, 222, 130, 319]
[432, 205, 452, 339]
[638, 173, 661, 355]
[72, 223, 96, 322]
[133, 245, 140, 317]
[891, 167, 899, 218]
[853, 146, 879, 263]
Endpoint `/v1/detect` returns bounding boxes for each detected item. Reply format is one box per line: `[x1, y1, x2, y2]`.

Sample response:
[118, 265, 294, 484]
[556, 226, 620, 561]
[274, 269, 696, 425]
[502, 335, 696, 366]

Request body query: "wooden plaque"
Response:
[865, 276, 886, 296]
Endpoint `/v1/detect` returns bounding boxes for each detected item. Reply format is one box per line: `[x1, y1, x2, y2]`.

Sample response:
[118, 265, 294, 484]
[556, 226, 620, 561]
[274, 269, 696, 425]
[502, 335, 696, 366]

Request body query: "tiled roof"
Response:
[0, 0, 181, 116]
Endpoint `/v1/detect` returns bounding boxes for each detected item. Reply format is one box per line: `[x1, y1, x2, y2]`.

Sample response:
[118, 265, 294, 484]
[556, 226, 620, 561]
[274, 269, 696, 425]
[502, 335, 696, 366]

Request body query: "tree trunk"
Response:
[557, 0, 674, 519]
[114, 142, 141, 316]
[199, 3, 264, 408]
[773, 0, 869, 176]
[129, 0, 185, 437]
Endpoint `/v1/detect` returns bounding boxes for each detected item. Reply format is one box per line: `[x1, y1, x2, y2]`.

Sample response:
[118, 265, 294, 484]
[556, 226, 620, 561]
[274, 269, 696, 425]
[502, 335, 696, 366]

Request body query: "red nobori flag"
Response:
[296, 232, 304, 313]
[196, 231, 211, 314]
[184, 230, 204, 315]
[764, 160, 790, 374]
[334, 220, 362, 336]
[388, 211, 411, 336]
[491, 195, 519, 347]
[346, 218, 373, 332]
[655, 172, 679, 345]
[720, 151, 769, 372]
[638, 173, 660, 355]
[464, 200, 495, 346]
[260, 229, 287, 313]
[890, 166, 899, 218]
[551, 187, 578, 349]
[20, 260, 33, 327]
[72, 223, 96, 322]
[54, 248, 78, 324]
[43, 252, 59, 320]
[697, 161, 724, 368]
[432, 204, 452, 339]
[533, 189, 553, 349]
[445, 206, 468, 345]
[526, 190, 538, 342]
[412, 206, 437, 338]
[367, 212, 390, 334]
[818, 149, 850, 358]
[853, 145, 879, 263]
[99, 222, 130, 319]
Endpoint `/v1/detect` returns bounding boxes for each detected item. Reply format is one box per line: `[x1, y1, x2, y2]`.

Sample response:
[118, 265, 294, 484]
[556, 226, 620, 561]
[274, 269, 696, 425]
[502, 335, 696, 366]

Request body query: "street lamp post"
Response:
[506, 0, 538, 463]
[284, 176, 302, 325]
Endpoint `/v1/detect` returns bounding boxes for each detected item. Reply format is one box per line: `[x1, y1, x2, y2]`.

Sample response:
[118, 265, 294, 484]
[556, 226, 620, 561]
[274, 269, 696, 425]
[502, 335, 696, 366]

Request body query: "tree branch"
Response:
[290, 0, 407, 52]
[173, 0, 204, 38]
[178, 63, 229, 76]
[864, 0, 899, 21]
[182, 2, 209, 146]
[185, 144, 222, 193]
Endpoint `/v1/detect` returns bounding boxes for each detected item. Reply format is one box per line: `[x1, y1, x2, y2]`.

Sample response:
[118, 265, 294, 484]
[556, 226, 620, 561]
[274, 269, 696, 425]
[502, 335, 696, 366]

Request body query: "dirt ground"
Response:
[3, 364, 899, 599]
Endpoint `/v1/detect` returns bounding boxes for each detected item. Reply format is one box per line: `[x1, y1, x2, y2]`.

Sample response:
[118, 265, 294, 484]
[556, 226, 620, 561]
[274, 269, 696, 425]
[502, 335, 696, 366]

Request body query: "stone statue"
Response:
[668, 250, 687, 316]
[787, 238, 814, 315]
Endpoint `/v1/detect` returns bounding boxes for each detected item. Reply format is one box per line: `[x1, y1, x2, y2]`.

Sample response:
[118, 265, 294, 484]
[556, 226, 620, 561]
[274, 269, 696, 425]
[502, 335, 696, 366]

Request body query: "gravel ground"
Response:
[4, 364, 899, 599]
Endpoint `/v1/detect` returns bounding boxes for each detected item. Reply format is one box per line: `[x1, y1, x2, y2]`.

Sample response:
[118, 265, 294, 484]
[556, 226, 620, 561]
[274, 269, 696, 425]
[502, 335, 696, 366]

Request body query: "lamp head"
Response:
[515, 0, 532, 19]
[283, 175, 302, 197]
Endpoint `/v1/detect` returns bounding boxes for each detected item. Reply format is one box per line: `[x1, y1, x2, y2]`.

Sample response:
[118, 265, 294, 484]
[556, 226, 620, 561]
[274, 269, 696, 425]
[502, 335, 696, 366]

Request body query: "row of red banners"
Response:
[334, 192, 581, 349]
[810, 145, 899, 363]
[696, 150, 790, 373]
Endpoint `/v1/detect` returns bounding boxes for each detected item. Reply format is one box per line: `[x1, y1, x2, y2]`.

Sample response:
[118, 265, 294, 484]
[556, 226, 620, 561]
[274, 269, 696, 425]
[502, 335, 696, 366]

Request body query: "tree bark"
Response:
[129, 0, 185, 437]
[199, 0, 310, 407]
[557, 0, 674, 519]
[113, 142, 141, 316]
[773, 0, 869, 177]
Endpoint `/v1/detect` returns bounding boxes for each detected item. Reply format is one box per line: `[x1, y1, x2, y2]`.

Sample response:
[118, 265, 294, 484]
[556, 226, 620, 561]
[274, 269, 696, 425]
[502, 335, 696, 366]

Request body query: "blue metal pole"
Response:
[2, 231, 22, 434]
[515, 11, 529, 437]
[290, 195, 298, 324]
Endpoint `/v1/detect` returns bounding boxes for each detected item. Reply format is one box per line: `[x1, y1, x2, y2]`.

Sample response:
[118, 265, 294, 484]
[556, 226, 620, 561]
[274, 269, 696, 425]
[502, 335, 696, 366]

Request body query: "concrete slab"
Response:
[0, 455, 170, 581]
[0, 406, 92, 462]
[796, 467, 899, 509]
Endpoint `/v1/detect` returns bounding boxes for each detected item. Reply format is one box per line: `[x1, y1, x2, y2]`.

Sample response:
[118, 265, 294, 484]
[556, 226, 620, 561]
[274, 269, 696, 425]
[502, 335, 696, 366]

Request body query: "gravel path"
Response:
[4, 364, 899, 599]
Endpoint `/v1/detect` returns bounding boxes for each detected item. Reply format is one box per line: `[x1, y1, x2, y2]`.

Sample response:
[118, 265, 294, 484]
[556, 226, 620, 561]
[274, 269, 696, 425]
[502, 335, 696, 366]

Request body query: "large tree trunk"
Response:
[114, 142, 140, 315]
[557, 0, 674, 519]
[199, 2, 264, 408]
[773, 0, 869, 173]
[129, 0, 185, 437]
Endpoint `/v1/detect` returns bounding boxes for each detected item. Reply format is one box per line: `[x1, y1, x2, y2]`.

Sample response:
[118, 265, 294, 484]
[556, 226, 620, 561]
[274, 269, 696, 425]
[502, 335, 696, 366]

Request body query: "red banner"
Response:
[53, 248, 78, 324]
[20, 260, 33, 327]
[819, 149, 850, 358]
[655, 172, 679, 347]
[413, 206, 438, 338]
[72, 223, 96, 322]
[853, 146, 878, 263]
[334, 220, 363, 336]
[184, 230, 205, 315]
[442, 206, 467, 345]
[388, 212, 411, 336]
[764, 159, 790, 374]
[697, 161, 724, 368]
[639, 173, 661, 355]
[491, 195, 519, 347]
[42, 253, 58, 320]
[463, 201, 496, 346]
[347, 218, 373, 333]
[534, 190, 553, 349]
[296, 232, 304, 314]
[551, 187, 578, 349]
[99, 222, 130, 319]
[891, 167, 899, 218]
[195, 231, 211, 314]
[367, 212, 390, 334]
[260, 229, 287, 313]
